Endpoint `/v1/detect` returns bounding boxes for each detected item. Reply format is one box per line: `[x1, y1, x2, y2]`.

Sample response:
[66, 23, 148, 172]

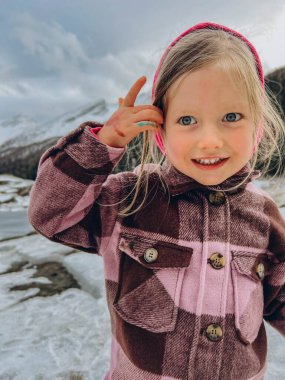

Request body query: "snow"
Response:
[0, 173, 284, 379]
[0, 174, 33, 212]
[0, 288, 111, 380]
[0, 115, 36, 145]
[0, 234, 111, 380]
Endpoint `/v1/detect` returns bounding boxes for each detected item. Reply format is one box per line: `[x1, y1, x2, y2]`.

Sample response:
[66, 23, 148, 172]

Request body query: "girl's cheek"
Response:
[233, 129, 253, 149]
[167, 139, 190, 159]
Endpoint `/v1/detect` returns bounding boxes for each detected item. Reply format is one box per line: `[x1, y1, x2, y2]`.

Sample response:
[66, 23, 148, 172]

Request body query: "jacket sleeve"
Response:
[28, 121, 126, 256]
[263, 195, 285, 337]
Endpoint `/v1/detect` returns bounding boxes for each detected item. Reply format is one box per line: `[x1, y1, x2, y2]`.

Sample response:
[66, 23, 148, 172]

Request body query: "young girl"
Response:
[28, 22, 285, 380]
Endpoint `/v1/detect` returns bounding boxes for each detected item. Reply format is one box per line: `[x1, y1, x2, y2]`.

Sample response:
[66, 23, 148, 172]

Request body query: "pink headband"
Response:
[152, 22, 265, 155]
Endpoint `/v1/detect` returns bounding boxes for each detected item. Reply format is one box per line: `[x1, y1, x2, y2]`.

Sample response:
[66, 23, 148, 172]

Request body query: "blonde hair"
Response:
[116, 27, 285, 217]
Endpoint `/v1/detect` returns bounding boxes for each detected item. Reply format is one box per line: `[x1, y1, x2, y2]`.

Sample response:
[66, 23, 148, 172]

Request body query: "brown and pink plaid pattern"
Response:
[28, 122, 285, 380]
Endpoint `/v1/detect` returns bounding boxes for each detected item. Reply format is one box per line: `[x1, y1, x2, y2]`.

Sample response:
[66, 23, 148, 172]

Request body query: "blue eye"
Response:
[178, 113, 242, 126]
[224, 113, 242, 122]
[178, 116, 195, 126]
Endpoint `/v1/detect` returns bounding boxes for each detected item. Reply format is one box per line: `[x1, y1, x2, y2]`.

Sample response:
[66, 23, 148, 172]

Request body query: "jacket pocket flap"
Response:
[119, 234, 193, 269]
[231, 251, 271, 282]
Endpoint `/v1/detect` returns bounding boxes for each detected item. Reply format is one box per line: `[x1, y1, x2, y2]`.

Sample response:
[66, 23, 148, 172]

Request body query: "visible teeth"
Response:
[195, 158, 224, 165]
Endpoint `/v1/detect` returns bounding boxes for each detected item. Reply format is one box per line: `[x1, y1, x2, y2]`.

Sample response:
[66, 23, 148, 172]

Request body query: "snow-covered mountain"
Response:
[0, 91, 151, 179]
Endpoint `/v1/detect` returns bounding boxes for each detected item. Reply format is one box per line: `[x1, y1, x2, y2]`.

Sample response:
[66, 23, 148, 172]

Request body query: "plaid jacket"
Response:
[28, 121, 285, 380]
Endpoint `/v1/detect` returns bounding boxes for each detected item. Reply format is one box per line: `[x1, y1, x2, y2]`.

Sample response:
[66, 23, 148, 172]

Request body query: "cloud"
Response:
[11, 12, 89, 72]
[0, 84, 22, 97]
[3, 12, 156, 107]
[0, 1, 284, 122]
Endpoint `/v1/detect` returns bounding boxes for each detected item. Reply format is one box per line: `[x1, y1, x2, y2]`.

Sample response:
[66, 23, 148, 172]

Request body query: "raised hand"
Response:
[97, 76, 164, 148]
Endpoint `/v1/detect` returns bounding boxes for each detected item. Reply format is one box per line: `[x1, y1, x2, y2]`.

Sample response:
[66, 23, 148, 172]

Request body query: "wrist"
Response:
[97, 126, 126, 148]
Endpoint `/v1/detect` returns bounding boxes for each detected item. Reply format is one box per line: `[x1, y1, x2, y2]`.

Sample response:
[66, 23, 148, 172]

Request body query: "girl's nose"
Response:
[196, 126, 224, 150]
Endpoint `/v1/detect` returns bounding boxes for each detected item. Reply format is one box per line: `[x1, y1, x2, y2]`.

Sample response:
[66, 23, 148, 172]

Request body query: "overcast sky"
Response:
[0, 0, 285, 123]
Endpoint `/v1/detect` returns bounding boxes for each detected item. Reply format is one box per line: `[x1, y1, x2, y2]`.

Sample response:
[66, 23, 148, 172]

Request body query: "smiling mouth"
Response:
[191, 157, 229, 169]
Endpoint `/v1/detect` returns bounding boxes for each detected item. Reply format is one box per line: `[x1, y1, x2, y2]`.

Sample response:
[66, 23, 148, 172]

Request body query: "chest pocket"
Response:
[231, 251, 272, 345]
[113, 234, 193, 333]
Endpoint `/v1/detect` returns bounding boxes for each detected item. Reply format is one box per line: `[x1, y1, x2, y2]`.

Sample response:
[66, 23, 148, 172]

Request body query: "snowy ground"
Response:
[0, 173, 284, 380]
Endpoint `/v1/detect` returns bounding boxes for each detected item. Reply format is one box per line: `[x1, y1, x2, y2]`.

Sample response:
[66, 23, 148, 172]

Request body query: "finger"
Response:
[132, 104, 164, 116]
[123, 76, 147, 107]
[132, 109, 164, 124]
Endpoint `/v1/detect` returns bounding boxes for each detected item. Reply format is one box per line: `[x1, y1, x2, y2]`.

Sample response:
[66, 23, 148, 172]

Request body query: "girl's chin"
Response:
[184, 168, 229, 185]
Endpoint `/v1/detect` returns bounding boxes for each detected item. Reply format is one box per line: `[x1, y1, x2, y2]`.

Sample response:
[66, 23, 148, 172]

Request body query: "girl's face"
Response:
[162, 63, 255, 185]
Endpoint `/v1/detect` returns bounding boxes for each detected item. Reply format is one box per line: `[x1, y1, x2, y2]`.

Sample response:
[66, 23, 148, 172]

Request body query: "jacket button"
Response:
[208, 191, 225, 205]
[144, 248, 158, 263]
[208, 253, 225, 269]
[205, 323, 223, 342]
[256, 262, 265, 279]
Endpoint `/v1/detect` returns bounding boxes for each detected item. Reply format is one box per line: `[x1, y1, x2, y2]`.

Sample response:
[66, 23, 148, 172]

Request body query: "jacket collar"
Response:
[160, 158, 261, 196]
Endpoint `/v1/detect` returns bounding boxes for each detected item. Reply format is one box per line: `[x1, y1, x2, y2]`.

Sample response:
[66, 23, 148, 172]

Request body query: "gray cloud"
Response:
[12, 12, 89, 72]
[0, 0, 284, 122]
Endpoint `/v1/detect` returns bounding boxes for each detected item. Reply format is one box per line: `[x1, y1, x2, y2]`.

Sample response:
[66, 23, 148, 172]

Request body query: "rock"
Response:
[5, 261, 81, 300]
